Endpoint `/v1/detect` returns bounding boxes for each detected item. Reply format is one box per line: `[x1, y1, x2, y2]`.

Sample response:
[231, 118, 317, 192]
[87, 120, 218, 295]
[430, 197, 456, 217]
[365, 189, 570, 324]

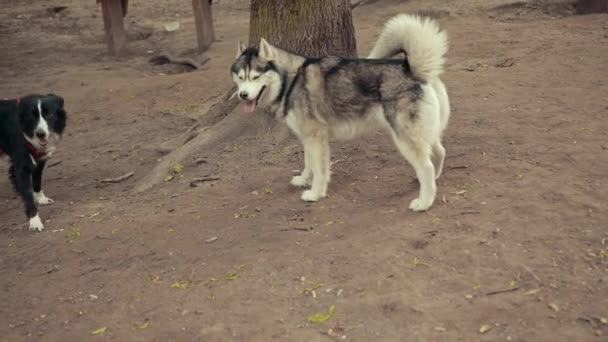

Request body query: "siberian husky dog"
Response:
[230, 14, 450, 211]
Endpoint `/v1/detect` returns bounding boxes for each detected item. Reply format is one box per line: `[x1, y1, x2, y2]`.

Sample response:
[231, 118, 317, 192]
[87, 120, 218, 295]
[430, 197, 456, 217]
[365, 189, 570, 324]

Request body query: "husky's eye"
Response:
[238, 75, 244, 80]
[251, 75, 260, 80]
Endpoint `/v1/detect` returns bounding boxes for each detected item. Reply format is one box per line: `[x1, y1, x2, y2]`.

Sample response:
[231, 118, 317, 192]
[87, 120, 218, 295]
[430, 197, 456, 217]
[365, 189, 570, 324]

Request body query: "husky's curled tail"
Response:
[370, 14, 450, 132]
[368, 14, 448, 82]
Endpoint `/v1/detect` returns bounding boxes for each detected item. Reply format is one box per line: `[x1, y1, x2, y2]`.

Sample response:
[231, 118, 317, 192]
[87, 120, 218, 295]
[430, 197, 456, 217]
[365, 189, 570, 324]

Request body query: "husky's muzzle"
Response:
[241, 86, 266, 113]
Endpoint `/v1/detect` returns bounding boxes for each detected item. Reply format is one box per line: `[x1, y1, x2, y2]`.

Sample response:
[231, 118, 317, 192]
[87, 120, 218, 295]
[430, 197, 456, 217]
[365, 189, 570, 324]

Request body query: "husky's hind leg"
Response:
[431, 141, 446, 180]
[300, 134, 330, 202]
[391, 133, 437, 211]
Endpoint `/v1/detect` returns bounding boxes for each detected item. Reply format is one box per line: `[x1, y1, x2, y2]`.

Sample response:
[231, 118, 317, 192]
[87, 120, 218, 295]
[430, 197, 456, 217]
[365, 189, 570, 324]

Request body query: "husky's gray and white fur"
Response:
[230, 14, 450, 211]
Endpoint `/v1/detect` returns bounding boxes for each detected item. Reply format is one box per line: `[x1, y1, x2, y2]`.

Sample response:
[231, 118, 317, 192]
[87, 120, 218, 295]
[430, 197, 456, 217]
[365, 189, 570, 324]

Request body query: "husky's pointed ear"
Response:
[259, 38, 274, 61]
[236, 41, 247, 57]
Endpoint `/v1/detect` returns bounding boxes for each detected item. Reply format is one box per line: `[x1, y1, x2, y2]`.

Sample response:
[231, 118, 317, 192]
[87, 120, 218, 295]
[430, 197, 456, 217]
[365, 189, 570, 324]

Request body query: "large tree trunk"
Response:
[576, 0, 608, 14]
[249, 0, 357, 57]
[134, 0, 357, 193]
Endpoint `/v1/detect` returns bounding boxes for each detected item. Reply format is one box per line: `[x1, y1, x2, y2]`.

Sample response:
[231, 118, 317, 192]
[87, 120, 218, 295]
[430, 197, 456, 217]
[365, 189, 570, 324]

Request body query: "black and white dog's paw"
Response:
[34, 191, 54, 206]
[29, 215, 45, 232]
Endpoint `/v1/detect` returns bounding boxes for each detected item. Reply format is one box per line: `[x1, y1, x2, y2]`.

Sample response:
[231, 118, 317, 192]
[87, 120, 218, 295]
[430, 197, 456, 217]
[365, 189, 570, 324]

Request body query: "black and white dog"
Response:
[0, 94, 67, 232]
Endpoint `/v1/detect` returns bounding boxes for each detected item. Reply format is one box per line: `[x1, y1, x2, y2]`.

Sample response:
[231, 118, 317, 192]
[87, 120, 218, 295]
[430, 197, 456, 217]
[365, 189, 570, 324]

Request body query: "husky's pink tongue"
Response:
[243, 100, 257, 113]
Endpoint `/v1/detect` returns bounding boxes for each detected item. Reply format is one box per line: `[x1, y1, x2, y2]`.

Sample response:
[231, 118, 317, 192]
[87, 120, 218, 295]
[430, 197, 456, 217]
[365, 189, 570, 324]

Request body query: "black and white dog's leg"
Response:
[32, 160, 53, 205]
[291, 142, 313, 188]
[10, 164, 44, 231]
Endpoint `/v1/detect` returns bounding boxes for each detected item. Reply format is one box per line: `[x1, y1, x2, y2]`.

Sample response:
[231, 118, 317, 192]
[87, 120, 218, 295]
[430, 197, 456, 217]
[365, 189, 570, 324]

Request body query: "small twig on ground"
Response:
[280, 227, 313, 232]
[459, 211, 481, 215]
[80, 267, 104, 276]
[447, 153, 466, 159]
[189, 268, 197, 282]
[485, 286, 520, 296]
[47, 159, 62, 168]
[167, 81, 182, 89]
[190, 176, 220, 187]
[100, 171, 134, 183]
[448, 165, 468, 170]
[521, 264, 542, 284]
[577, 316, 607, 329]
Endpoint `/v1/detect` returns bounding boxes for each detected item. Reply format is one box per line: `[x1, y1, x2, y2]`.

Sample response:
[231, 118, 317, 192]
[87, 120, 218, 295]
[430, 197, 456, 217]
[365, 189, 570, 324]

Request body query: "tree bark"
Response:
[134, 0, 357, 192]
[576, 0, 608, 14]
[249, 0, 357, 57]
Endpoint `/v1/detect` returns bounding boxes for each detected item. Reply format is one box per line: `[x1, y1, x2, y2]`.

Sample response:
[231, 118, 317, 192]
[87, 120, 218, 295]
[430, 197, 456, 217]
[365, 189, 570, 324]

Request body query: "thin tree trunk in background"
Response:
[576, 0, 608, 14]
[192, 0, 215, 52]
[249, 0, 357, 57]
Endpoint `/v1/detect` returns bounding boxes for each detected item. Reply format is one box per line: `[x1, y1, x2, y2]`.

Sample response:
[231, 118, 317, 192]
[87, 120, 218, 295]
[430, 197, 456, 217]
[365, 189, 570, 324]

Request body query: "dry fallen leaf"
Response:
[173, 164, 184, 174]
[91, 326, 107, 335]
[548, 302, 560, 312]
[137, 321, 150, 330]
[300, 283, 325, 295]
[205, 237, 218, 243]
[224, 272, 238, 281]
[479, 324, 491, 334]
[170, 281, 189, 289]
[412, 257, 422, 268]
[524, 288, 541, 295]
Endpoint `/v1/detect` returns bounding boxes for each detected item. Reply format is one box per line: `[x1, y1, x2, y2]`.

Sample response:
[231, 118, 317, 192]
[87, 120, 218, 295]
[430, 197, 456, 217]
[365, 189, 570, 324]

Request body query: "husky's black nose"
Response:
[239, 91, 248, 100]
[35, 130, 47, 139]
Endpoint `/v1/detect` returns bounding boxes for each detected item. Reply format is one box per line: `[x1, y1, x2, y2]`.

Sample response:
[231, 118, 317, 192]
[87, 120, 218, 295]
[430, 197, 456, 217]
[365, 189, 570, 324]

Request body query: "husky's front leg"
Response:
[300, 135, 330, 202]
[291, 142, 313, 187]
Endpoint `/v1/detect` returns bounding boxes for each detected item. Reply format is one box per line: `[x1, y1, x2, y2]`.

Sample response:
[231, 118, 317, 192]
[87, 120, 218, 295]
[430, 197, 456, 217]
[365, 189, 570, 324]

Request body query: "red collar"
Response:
[0, 144, 45, 160]
[16, 97, 21, 105]
[26, 142, 46, 161]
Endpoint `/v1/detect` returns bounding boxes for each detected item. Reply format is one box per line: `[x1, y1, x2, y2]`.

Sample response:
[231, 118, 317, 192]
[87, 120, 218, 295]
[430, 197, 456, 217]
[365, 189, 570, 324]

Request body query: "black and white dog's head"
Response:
[230, 39, 304, 113]
[18, 94, 67, 150]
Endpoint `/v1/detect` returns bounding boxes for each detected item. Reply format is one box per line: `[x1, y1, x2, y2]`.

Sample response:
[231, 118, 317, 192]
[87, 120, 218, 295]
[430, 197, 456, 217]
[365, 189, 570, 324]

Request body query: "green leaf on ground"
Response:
[308, 305, 335, 323]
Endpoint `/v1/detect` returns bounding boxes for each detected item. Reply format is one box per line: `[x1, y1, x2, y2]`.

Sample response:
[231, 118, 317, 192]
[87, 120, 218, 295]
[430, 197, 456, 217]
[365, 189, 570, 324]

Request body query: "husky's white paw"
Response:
[291, 175, 311, 187]
[301, 190, 321, 202]
[34, 191, 54, 206]
[409, 198, 432, 212]
[29, 215, 45, 232]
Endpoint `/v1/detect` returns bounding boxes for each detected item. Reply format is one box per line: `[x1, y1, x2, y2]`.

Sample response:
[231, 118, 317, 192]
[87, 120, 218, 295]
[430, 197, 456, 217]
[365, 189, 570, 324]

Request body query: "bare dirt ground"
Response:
[1, 0, 607, 341]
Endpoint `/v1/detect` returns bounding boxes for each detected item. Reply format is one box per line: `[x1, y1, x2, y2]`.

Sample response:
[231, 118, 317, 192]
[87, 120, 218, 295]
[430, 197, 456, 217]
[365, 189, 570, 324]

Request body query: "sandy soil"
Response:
[1, 0, 607, 341]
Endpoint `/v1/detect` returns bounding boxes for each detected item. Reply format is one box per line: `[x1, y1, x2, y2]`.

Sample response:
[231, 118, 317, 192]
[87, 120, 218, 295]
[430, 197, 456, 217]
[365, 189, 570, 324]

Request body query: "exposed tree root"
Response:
[134, 99, 256, 193]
